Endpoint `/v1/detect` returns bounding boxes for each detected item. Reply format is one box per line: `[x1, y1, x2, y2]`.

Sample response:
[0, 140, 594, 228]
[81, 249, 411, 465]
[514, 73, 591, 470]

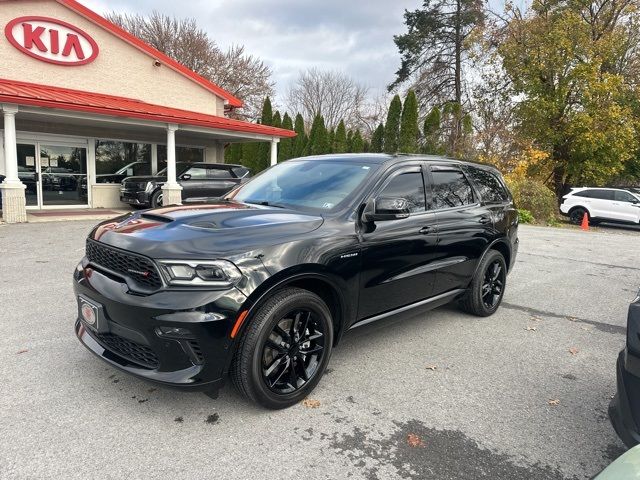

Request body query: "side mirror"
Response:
[362, 197, 411, 223]
[180, 173, 192, 181]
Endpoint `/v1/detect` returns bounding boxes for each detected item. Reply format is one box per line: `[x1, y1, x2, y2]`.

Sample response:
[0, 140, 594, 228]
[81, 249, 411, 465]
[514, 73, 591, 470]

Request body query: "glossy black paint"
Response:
[74, 154, 519, 395]
[610, 293, 640, 448]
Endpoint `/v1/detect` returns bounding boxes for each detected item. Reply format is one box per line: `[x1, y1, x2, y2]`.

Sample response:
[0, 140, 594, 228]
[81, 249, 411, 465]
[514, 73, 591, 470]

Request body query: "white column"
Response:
[270, 138, 279, 167]
[150, 144, 158, 175]
[86, 138, 96, 207]
[0, 132, 5, 177]
[160, 124, 182, 206]
[0, 104, 27, 223]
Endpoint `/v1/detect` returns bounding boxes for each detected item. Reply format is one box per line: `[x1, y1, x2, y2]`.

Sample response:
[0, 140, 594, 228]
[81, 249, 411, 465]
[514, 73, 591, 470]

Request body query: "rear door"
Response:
[587, 189, 615, 219]
[202, 166, 242, 197]
[358, 163, 439, 319]
[427, 164, 494, 297]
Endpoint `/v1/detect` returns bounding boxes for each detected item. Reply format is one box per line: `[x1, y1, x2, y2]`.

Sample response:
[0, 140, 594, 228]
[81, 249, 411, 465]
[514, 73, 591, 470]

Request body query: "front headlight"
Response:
[158, 259, 242, 288]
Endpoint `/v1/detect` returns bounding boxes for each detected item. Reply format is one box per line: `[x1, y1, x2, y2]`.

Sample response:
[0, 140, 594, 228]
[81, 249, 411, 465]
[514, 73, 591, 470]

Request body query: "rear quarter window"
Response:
[465, 166, 509, 204]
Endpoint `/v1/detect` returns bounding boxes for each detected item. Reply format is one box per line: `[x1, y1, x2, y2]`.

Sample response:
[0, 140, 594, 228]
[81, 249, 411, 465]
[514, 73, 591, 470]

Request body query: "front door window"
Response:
[16, 144, 38, 206]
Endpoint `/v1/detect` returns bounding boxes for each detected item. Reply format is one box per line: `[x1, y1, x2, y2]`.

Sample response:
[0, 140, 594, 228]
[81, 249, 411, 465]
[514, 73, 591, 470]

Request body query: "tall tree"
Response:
[371, 123, 385, 153]
[399, 90, 420, 153]
[292, 113, 307, 158]
[384, 95, 402, 153]
[351, 130, 365, 153]
[306, 114, 330, 156]
[333, 120, 348, 153]
[287, 68, 369, 129]
[106, 12, 274, 120]
[272, 111, 282, 129]
[498, 0, 639, 198]
[390, 0, 484, 151]
[255, 97, 274, 171]
[278, 113, 294, 162]
[422, 107, 442, 154]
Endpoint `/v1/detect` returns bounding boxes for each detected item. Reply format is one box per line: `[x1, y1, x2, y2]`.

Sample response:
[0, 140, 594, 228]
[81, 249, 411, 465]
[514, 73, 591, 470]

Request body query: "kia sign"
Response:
[5, 16, 99, 66]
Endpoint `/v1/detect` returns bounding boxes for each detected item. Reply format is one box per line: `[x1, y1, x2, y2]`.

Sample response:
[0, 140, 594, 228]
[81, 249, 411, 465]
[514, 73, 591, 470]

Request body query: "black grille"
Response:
[92, 331, 159, 369]
[86, 239, 162, 290]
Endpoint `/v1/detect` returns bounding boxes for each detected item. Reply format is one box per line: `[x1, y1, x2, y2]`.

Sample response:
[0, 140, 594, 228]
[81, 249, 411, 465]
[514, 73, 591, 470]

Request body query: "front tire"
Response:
[230, 288, 334, 409]
[150, 189, 163, 208]
[458, 250, 507, 317]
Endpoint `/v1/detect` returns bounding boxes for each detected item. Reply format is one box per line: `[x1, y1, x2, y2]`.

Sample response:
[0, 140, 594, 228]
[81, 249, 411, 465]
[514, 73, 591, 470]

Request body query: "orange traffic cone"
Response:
[580, 212, 589, 231]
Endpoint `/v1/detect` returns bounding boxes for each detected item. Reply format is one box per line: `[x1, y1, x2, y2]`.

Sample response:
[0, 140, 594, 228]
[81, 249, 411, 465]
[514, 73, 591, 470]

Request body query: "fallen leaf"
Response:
[407, 433, 424, 447]
[530, 315, 542, 322]
[525, 326, 537, 331]
[302, 398, 321, 409]
[569, 347, 579, 355]
[16, 349, 28, 354]
[548, 399, 560, 406]
[425, 365, 438, 371]
[567, 316, 578, 322]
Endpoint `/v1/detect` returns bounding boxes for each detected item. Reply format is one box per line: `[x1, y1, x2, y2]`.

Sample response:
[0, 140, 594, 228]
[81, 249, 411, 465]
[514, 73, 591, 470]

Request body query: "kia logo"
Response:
[5, 16, 99, 66]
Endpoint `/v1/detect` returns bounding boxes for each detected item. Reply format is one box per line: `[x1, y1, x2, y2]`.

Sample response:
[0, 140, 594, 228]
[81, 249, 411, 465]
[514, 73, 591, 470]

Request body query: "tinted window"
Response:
[379, 171, 426, 213]
[232, 166, 250, 178]
[184, 167, 208, 179]
[615, 190, 638, 202]
[206, 168, 232, 179]
[431, 169, 474, 209]
[465, 167, 508, 203]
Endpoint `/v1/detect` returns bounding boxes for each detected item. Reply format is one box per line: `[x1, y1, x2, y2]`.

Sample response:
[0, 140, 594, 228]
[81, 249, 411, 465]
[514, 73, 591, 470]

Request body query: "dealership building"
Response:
[0, 0, 295, 223]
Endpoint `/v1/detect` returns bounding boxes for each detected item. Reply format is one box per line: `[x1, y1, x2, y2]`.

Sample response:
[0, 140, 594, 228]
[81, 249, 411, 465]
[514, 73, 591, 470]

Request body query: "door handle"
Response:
[479, 216, 492, 224]
[419, 226, 435, 234]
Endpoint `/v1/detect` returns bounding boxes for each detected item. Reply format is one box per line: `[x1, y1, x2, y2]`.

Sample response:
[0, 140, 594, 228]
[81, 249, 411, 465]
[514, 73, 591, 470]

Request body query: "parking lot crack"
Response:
[501, 303, 626, 335]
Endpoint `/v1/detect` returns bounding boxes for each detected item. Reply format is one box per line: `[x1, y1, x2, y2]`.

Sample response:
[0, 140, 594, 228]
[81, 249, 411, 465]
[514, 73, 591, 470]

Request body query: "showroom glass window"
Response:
[431, 168, 475, 209]
[95, 141, 151, 179]
[379, 171, 426, 213]
[157, 146, 204, 171]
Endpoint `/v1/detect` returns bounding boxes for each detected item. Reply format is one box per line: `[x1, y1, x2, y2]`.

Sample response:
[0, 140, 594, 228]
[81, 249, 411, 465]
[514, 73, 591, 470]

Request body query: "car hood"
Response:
[90, 200, 325, 258]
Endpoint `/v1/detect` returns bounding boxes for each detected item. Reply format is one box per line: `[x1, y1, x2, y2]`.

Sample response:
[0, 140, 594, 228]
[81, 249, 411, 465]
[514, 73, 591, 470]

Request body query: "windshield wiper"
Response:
[244, 200, 287, 209]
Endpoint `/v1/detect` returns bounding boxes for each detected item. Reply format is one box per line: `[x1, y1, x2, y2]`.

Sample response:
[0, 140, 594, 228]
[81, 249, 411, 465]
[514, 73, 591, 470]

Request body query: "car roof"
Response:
[289, 153, 502, 173]
[183, 162, 244, 169]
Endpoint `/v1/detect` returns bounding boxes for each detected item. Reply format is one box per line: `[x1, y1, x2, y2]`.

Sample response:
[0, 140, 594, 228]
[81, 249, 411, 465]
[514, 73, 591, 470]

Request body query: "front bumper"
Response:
[73, 263, 246, 393]
[119, 189, 150, 206]
[610, 349, 640, 448]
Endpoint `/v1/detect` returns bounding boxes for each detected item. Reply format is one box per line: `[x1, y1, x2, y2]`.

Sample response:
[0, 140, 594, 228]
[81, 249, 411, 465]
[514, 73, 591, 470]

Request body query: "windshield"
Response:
[226, 159, 378, 212]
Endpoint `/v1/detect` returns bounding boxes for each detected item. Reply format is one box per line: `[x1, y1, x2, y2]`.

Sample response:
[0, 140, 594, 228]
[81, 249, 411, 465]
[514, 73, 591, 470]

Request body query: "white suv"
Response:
[560, 187, 640, 225]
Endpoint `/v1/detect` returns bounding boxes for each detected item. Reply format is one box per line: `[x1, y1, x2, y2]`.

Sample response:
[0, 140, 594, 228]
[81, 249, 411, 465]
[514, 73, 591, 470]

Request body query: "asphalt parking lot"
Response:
[1, 221, 639, 480]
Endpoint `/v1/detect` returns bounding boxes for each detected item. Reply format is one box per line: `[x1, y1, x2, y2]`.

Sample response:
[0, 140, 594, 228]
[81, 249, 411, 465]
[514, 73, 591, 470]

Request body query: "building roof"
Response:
[55, 0, 244, 109]
[0, 78, 296, 138]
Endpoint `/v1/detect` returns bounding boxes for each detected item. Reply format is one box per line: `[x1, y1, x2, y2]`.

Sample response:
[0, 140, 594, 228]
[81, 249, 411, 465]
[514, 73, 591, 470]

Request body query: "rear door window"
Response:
[465, 166, 509, 204]
[430, 167, 475, 209]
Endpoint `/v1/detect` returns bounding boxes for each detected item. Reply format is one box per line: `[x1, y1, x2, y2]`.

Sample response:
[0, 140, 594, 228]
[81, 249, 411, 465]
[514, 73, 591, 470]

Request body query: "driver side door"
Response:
[357, 164, 439, 320]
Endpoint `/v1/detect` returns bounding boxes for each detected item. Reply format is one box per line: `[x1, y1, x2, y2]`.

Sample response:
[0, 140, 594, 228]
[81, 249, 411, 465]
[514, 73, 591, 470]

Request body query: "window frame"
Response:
[425, 163, 479, 212]
[368, 163, 429, 217]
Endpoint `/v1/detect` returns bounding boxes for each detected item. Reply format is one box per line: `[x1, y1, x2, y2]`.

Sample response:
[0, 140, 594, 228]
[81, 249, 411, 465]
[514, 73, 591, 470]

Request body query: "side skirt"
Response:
[349, 289, 466, 330]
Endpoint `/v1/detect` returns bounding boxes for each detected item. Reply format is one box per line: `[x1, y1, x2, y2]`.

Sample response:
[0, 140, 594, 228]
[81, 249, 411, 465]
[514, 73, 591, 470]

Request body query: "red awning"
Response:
[0, 78, 296, 138]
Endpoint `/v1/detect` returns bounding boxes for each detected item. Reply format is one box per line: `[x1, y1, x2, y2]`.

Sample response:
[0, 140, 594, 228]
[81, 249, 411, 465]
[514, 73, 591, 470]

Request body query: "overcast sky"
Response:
[81, 0, 422, 105]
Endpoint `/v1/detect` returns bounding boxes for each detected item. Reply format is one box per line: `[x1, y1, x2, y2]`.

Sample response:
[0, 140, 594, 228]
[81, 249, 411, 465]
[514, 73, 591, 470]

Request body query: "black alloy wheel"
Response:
[261, 309, 326, 394]
[569, 207, 587, 225]
[230, 287, 333, 409]
[458, 249, 507, 317]
[481, 260, 505, 310]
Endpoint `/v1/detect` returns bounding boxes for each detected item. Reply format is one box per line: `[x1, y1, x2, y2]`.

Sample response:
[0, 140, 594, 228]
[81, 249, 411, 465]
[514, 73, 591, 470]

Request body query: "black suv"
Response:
[120, 162, 250, 208]
[610, 290, 640, 447]
[74, 154, 518, 409]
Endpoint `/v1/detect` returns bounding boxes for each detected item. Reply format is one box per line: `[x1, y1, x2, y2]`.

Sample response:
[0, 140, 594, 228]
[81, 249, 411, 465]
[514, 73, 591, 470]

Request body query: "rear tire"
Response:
[458, 250, 507, 317]
[230, 288, 334, 409]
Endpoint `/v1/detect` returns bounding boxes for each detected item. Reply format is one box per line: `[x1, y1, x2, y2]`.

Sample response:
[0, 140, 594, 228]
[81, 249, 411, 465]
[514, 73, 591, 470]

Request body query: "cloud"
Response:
[80, 0, 418, 101]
